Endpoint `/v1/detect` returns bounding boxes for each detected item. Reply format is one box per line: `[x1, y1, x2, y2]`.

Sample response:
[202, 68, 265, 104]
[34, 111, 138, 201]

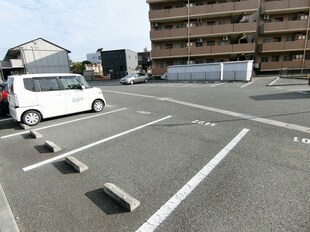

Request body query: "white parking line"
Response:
[1, 108, 127, 139]
[182, 84, 195, 88]
[210, 83, 225, 87]
[136, 128, 249, 232]
[240, 82, 254, 88]
[102, 90, 310, 134]
[23, 115, 172, 171]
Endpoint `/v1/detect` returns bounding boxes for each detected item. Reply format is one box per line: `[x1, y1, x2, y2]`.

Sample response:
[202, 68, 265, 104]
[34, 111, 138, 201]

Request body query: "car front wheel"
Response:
[92, 99, 104, 112]
[130, 80, 134, 85]
[22, 110, 41, 126]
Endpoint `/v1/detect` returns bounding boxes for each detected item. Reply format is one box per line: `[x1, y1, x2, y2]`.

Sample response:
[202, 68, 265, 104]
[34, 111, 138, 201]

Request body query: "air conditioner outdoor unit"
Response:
[223, 36, 228, 41]
[153, 23, 159, 27]
[187, 23, 193, 28]
[197, 18, 203, 24]
[186, 42, 193, 47]
[186, 3, 193, 7]
[197, 38, 203, 42]
[263, 14, 270, 20]
[254, 63, 259, 69]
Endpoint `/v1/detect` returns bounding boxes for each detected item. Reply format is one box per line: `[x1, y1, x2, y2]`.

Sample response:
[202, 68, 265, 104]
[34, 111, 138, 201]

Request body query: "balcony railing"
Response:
[261, 0, 310, 14]
[258, 40, 308, 53]
[0, 59, 24, 69]
[151, 43, 255, 58]
[150, 22, 257, 40]
[149, 0, 258, 21]
[260, 20, 309, 34]
[260, 60, 310, 71]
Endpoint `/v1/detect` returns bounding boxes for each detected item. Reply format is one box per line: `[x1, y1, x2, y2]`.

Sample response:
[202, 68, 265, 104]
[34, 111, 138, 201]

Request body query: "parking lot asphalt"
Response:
[0, 76, 309, 232]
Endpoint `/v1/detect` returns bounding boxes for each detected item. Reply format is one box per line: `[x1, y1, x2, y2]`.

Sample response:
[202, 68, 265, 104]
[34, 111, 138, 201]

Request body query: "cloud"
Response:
[0, 0, 150, 61]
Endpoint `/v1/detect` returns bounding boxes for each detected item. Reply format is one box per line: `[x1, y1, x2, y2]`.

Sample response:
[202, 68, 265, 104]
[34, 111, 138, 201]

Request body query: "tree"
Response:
[71, 62, 84, 74]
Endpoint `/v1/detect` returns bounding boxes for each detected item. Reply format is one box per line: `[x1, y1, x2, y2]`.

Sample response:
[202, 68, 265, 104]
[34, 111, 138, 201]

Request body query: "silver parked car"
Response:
[120, 73, 149, 85]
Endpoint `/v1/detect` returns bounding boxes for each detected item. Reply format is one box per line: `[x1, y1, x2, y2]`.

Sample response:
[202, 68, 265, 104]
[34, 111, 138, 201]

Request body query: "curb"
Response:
[0, 184, 20, 232]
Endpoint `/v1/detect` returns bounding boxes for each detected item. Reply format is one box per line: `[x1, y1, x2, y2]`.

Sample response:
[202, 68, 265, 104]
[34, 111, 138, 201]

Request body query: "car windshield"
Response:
[76, 75, 90, 88]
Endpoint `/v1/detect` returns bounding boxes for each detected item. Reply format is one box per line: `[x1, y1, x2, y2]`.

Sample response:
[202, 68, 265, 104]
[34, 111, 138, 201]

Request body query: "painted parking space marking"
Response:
[102, 90, 310, 134]
[240, 81, 254, 88]
[1, 108, 127, 139]
[136, 128, 249, 232]
[23, 115, 172, 172]
[293, 137, 310, 144]
[182, 84, 196, 88]
[211, 83, 225, 87]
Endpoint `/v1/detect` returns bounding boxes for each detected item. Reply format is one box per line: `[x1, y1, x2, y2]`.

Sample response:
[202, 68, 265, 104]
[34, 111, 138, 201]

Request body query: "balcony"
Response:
[150, 22, 257, 41]
[261, 0, 310, 14]
[260, 20, 309, 34]
[258, 40, 308, 53]
[149, 0, 258, 21]
[151, 43, 255, 59]
[0, 59, 23, 69]
[260, 60, 310, 71]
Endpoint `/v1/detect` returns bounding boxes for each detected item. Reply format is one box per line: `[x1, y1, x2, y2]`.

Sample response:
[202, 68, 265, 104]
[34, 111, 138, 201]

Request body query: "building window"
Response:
[218, 41, 227, 45]
[207, 59, 214, 63]
[283, 55, 293, 61]
[263, 37, 270, 43]
[261, 57, 269, 62]
[271, 56, 279, 62]
[195, 59, 204, 64]
[166, 61, 173, 66]
[165, 44, 173, 49]
[176, 23, 185, 29]
[207, 21, 216, 26]
[207, 40, 215, 46]
[275, 17, 283, 22]
[156, 62, 164, 68]
[273, 37, 281, 42]
[218, 20, 227, 25]
[155, 44, 164, 50]
[286, 35, 294, 42]
[165, 25, 173, 30]
[305, 54, 310, 60]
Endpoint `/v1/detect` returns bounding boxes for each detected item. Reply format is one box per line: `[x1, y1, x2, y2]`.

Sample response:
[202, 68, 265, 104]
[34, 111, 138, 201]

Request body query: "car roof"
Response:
[8, 73, 81, 79]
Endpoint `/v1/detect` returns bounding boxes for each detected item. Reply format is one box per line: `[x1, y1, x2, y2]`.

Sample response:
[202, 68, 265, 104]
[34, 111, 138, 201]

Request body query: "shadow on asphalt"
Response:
[52, 160, 77, 174]
[85, 188, 128, 215]
[250, 92, 310, 101]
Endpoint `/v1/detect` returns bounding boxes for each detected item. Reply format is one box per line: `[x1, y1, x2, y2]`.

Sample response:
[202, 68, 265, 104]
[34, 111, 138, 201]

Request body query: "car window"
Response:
[59, 76, 82, 89]
[23, 79, 36, 92]
[7, 78, 14, 94]
[36, 77, 60, 91]
[76, 75, 90, 88]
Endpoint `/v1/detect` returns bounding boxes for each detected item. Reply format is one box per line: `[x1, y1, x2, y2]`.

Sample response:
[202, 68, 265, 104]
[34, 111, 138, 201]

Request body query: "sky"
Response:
[0, 0, 151, 61]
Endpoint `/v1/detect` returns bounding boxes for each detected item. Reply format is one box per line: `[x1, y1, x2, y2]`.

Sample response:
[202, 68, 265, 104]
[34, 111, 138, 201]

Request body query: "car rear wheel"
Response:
[22, 110, 41, 126]
[92, 99, 104, 112]
[144, 78, 148, 83]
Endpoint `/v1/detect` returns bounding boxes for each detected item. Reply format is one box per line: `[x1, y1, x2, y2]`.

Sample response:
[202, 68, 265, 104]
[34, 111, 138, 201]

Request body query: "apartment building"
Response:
[147, 0, 310, 76]
[257, 0, 310, 72]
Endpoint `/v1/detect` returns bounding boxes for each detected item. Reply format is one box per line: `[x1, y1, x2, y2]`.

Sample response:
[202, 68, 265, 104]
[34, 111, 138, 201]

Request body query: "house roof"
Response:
[3, 37, 71, 60]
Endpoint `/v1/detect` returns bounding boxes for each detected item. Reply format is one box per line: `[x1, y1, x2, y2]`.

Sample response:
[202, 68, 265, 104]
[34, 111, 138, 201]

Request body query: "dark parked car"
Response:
[120, 73, 149, 85]
[0, 82, 9, 115]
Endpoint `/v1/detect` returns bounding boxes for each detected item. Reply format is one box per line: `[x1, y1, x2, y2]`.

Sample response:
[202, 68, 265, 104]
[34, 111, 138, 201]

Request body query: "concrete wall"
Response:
[167, 60, 253, 82]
